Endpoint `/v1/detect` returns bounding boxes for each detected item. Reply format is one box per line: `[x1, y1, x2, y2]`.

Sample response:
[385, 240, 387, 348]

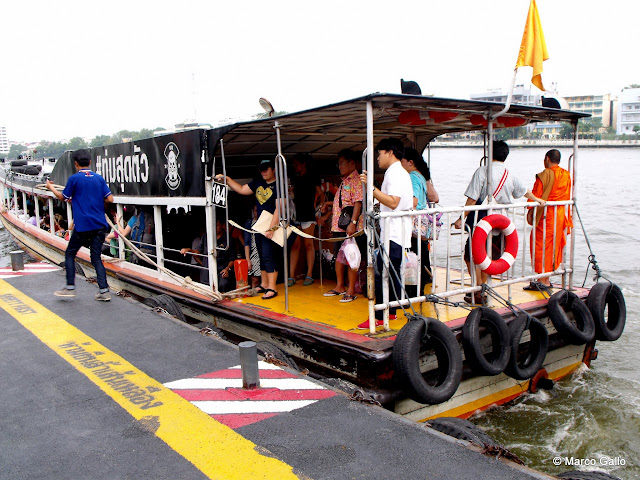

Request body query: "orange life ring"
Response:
[471, 214, 518, 275]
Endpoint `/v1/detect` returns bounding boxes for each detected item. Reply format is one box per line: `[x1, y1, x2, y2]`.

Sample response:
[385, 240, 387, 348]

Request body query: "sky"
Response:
[2, 0, 639, 143]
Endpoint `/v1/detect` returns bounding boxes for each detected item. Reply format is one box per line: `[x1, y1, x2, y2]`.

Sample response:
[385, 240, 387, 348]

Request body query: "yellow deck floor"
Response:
[232, 269, 557, 337]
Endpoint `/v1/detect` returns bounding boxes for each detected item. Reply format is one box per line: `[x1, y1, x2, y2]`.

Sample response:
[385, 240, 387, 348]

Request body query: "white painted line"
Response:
[165, 378, 326, 390]
[193, 400, 317, 415]
[229, 361, 283, 370]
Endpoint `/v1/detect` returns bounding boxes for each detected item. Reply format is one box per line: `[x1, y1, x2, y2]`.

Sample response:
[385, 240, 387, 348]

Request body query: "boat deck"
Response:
[232, 269, 565, 336]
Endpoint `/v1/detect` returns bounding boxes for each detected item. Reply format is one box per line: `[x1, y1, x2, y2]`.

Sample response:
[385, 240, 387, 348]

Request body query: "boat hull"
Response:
[0, 211, 591, 422]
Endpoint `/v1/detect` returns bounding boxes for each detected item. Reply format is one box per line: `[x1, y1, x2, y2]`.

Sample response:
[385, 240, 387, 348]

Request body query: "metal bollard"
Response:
[10, 250, 24, 271]
[239, 341, 260, 389]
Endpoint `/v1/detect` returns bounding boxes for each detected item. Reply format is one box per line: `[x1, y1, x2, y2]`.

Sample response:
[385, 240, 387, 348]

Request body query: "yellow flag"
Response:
[515, 0, 549, 91]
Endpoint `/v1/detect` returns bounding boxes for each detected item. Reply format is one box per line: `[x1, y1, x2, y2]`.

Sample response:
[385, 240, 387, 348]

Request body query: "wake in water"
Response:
[471, 365, 640, 478]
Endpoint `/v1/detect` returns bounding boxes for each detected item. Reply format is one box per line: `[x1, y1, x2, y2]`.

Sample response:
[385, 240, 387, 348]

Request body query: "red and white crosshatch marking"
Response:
[0, 261, 60, 279]
[164, 361, 337, 429]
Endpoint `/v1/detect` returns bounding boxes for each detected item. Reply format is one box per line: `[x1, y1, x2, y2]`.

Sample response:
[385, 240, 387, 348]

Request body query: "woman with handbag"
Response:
[402, 147, 439, 295]
[322, 149, 364, 303]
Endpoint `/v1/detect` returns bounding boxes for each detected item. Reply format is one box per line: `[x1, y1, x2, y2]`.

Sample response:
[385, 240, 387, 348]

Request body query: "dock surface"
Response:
[0, 265, 550, 479]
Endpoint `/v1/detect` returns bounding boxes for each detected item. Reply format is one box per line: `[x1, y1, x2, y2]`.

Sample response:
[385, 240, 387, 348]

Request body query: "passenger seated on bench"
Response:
[180, 219, 236, 292]
[105, 204, 136, 260]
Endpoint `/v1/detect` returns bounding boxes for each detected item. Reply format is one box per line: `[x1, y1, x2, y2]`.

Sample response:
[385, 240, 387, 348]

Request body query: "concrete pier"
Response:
[0, 266, 551, 480]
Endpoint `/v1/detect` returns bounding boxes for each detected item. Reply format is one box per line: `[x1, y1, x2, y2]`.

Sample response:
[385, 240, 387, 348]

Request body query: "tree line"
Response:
[6, 128, 165, 160]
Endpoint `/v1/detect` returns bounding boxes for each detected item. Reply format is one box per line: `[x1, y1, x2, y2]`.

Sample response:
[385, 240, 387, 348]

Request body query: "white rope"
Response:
[228, 219, 362, 242]
[104, 214, 248, 302]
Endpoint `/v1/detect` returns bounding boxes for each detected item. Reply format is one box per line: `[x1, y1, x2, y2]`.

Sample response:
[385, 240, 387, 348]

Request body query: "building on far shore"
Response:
[0, 126, 9, 155]
[565, 94, 614, 129]
[470, 84, 541, 107]
[617, 87, 640, 135]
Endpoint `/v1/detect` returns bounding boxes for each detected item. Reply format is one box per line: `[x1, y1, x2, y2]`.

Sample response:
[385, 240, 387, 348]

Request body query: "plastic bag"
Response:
[337, 238, 361, 270]
[404, 250, 419, 285]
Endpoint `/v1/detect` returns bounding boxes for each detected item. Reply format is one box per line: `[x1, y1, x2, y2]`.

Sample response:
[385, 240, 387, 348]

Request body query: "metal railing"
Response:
[372, 199, 574, 314]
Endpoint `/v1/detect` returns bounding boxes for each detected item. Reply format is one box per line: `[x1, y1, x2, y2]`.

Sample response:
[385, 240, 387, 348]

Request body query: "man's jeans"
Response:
[65, 228, 109, 292]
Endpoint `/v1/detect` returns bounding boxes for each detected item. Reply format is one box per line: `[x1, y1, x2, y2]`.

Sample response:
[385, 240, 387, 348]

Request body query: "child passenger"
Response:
[216, 159, 281, 300]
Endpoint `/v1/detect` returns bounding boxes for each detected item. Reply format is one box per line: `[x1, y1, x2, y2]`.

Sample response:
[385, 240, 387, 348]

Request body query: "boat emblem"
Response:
[164, 142, 181, 190]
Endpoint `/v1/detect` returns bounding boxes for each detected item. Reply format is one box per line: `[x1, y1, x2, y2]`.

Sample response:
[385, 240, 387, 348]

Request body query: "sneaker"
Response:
[54, 288, 76, 297]
[357, 318, 384, 329]
[95, 291, 111, 302]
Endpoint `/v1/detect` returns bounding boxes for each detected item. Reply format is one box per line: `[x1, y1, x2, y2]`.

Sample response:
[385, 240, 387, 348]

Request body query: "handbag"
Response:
[412, 210, 443, 240]
[337, 184, 354, 230]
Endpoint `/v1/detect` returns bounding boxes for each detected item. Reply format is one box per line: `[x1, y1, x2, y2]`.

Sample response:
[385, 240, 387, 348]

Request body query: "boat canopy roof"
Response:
[208, 93, 590, 163]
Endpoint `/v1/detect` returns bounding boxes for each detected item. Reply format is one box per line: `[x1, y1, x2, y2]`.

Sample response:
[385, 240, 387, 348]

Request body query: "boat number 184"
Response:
[212, 182, 228, 208]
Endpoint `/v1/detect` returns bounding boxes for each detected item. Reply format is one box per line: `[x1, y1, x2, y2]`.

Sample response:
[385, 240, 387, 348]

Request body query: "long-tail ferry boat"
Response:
[0, 93, 626, 422]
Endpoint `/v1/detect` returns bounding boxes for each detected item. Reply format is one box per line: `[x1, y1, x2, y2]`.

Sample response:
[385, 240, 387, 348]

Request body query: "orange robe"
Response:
[529, 165, 573, 274]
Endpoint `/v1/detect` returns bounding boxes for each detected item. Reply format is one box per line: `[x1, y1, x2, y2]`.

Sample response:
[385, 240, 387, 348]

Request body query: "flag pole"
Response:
[491, 69, 518, 121]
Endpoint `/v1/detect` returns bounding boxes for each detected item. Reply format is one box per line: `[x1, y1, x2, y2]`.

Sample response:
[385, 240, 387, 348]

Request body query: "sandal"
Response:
[464, 292, 484, 305]
[255, 285, 267, 294]
[324, 289, 347, 297]
[262, 288, 278, 300]
[303, 276, 314, 286]
[523, 281, 552, 292]
[339, 294, 357, 303]
[287, 278, 296, 287]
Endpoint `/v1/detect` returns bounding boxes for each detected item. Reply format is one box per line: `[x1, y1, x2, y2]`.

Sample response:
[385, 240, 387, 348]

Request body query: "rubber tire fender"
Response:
[256, 341, 299, 371]
[504, 314, 549, 381]
[143, 294, 186, 323]
[393, 317, 462, 405]
[547, 290, 595, 345]
[587, 281, 626, 341]
[462, 307, 511, 376]
[426, 417, 501, 448]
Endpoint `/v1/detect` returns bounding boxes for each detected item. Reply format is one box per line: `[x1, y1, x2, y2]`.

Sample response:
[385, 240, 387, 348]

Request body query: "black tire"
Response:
[462, 307, 511, 376]
[587, 282, 626, 342]
[504, 314, 549, 380]
[393, 317, 463, 405]
[256, 341, 299, 370]
[143, 294, 186, 322]
[10, 159, 27, 166]
[557, 471, 622, 480]
[548, 290, 595, 345]
[426, 417, 501, 448]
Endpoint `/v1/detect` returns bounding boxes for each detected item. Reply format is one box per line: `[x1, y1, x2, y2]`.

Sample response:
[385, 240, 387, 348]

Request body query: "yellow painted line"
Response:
[0, 280, 299, 480]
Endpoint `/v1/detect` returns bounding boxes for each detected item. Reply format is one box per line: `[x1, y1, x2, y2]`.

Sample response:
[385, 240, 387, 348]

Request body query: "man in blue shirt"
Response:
[46, 149, 114, 300]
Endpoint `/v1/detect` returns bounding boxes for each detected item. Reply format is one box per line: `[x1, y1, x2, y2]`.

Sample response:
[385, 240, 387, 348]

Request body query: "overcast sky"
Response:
[2, 0, 638, 143]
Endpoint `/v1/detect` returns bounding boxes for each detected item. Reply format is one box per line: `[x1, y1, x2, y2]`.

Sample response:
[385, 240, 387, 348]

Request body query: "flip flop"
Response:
[255, 285, 267, 294]
[262, 288, 278, 300]
[303, 276, 314, 286]
[324, 289, 346, 297]
[339, 294, 357, 303]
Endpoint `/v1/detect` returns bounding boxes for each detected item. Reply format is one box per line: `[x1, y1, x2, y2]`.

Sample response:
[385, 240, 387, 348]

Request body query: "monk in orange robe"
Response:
[527, 149, 573, 285]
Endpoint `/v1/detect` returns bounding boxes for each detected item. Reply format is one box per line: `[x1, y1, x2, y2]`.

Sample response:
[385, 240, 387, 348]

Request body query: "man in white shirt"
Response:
[453, 140, 544, 302]
[358, 138, 413, 329]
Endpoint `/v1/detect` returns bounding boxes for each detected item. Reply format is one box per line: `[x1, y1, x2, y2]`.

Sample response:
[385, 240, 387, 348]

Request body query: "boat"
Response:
[0, 93, 627, 422]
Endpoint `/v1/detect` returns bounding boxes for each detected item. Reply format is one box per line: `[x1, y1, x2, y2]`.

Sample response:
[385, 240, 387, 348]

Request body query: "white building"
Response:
[470, 84, 542, 107]
[0, 126, 9, 155]
[617, 87, 640, 135]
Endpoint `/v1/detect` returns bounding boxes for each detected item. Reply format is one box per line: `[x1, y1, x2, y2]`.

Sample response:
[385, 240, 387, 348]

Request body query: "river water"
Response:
[428, 147, 640, 479]
[1, 147, 638, 478]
